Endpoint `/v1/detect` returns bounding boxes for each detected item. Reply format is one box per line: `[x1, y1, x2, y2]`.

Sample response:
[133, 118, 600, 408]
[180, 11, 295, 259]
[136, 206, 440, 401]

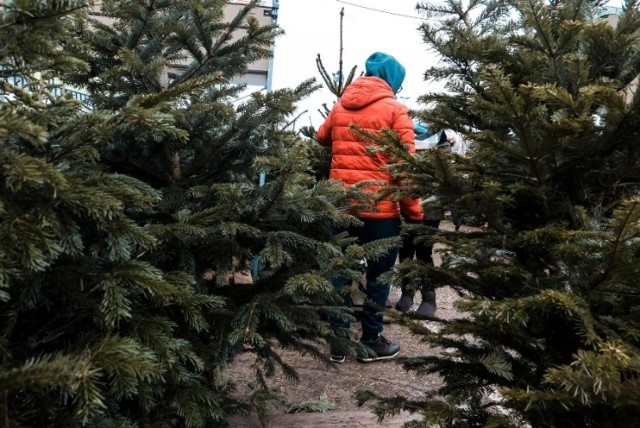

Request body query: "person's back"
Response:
[317, 52, 422, 363]
[317, 53, 422, 221]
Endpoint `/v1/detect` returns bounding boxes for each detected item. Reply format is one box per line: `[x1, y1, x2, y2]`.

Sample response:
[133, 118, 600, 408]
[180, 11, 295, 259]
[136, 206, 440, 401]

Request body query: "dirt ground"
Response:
[226, 221, 470, 422]
[227, 285, 459, 411]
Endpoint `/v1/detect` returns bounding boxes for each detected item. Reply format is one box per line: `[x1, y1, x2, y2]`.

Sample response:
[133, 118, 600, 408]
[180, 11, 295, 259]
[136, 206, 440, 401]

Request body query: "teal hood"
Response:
[364, 52, 405, 94]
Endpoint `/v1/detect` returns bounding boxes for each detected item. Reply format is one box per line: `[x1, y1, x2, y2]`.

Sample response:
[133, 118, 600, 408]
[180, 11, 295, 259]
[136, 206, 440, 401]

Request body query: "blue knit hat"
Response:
[365, 52, 406, 94]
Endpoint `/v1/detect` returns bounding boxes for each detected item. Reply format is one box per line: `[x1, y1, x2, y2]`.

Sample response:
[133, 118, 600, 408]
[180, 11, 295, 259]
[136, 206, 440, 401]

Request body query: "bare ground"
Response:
[227, 221, 470, 426]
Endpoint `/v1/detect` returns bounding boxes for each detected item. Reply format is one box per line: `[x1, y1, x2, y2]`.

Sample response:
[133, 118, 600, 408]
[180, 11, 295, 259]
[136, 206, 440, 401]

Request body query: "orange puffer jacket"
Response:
[317, 76, 423, 221]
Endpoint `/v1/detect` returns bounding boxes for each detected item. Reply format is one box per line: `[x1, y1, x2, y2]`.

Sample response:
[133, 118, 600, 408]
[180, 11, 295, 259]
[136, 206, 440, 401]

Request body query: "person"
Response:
[316, 52, 423, 363]
[395, 122, 458, 317]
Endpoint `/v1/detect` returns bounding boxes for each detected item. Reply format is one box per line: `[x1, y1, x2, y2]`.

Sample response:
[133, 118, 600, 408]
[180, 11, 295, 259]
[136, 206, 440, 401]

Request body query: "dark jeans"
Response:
[331, 217, 401, 340]
[398, 219, 440, 297]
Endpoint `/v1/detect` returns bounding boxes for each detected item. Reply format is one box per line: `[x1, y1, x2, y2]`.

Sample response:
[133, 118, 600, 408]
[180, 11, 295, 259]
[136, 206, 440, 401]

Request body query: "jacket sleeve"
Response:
[395, 108, 415, 154]
[394, 106, 424, 221]
[316, 109, 334, 147]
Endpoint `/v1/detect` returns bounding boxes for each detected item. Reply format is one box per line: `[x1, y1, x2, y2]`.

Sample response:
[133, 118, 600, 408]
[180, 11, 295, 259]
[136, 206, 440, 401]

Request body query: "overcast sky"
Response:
[270, 0, 439, 129]
[268, 0, 625, 129]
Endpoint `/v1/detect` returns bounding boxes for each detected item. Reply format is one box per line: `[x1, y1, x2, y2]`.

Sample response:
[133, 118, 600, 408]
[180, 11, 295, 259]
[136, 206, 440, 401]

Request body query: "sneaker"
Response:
[394, 294, 413, 312]
[329, 329, 351, 363]
[330, 354, 346, 363]
[357, 335, 400, 363]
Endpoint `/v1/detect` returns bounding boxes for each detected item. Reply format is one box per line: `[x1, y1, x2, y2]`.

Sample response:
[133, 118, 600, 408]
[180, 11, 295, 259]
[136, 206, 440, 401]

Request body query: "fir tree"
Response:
[359, 0, 640, 427]
[1, 0, 363, 426]
[314, 7, 358, 115]
[304, 6, 358, 181]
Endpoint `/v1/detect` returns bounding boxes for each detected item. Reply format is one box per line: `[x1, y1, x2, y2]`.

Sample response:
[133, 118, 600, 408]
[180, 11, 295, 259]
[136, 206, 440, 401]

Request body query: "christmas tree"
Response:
[359, 0, 640, 426]
[303, 6, 359, 181]
[1, 0, 360, 426]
